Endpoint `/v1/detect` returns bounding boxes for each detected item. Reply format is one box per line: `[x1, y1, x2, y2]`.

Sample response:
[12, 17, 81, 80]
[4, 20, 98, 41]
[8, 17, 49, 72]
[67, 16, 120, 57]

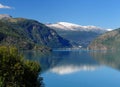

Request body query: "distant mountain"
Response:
[46, 22, 111, 48]
[0, 15, 72, 49]
[89, 28, 120, 50]
[46, 22, 111, 32]
[0, 14, 12, 19]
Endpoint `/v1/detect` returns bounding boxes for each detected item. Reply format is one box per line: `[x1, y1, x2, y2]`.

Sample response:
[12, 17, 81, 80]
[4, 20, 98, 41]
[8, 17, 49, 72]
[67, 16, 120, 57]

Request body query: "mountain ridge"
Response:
[89, 28, 120, 50]
[0, 14, 12, 19]
[46, 22, 112, 48]
[0, 15, 72, 49]
[46, 22, 112, 33]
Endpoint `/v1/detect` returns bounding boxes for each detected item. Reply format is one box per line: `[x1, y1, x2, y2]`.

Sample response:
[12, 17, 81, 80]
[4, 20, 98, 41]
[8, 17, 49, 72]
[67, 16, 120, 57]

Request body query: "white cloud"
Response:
[0, 3, 12, 9]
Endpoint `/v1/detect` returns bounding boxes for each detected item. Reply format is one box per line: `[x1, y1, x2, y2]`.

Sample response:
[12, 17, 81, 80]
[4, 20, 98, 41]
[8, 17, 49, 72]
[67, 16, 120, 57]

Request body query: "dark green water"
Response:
[23, 50, 120, 87]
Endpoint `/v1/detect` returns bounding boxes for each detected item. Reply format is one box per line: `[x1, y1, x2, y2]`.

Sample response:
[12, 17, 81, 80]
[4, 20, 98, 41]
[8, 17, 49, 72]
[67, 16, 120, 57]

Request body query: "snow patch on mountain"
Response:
[107, 29, 113, 31]
[0, 14, 12, 19]
[46, 22, 112, 33]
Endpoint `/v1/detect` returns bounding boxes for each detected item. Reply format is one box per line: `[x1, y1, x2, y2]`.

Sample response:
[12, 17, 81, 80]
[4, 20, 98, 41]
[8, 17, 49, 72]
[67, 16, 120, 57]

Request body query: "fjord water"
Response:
[24, 50, 120, 87]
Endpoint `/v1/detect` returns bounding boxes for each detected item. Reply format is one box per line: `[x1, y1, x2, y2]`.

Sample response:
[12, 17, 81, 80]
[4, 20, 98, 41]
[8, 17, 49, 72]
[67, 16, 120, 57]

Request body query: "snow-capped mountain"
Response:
[0, 14, 12, 19]
[46, 22, 112, 33]
[46, 22, 112, 48]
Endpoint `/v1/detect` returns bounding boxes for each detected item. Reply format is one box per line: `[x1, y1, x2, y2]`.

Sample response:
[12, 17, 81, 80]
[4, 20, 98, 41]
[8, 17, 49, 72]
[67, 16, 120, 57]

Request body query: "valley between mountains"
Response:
[1, 14, 118, 50]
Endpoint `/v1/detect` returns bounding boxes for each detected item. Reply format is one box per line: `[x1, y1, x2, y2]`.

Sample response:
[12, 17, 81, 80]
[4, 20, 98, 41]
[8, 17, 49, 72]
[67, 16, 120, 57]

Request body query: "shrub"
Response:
[0, 46, 42, 87]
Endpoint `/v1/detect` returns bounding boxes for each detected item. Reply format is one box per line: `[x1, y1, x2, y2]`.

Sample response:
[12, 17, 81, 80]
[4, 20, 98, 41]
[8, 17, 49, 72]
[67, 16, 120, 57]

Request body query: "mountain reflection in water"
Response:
[49, 65, 98, 75]
[23, 50, 100, 75]
[23, 50, 120, 87]
[90, 50, 120, 71]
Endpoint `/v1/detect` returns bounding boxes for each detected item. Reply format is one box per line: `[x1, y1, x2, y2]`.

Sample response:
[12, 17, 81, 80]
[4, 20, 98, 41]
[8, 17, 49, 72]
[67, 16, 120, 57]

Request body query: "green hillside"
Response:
[89, 28, 120, 50]
[0, 17, 72, 49]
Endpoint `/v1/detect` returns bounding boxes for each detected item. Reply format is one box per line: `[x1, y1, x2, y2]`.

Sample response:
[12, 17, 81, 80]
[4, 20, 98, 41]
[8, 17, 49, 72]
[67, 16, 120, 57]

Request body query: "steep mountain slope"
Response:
[46, 22, 110, 48]
[89, 28, 120, 50]
[0, 15, 72, 49]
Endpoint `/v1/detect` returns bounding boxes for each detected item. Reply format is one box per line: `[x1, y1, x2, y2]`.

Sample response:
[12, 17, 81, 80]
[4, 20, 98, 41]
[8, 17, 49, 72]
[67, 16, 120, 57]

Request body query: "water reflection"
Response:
[90, 50, 120, 71]
[23, 50, 120, 87]
[23, 50, 100, 75]
[49, 65, 98, 75]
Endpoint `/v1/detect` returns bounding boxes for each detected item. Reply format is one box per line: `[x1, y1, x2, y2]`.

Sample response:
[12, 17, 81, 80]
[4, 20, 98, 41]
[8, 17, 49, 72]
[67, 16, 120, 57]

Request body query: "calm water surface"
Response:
[23, 50, 120, 87]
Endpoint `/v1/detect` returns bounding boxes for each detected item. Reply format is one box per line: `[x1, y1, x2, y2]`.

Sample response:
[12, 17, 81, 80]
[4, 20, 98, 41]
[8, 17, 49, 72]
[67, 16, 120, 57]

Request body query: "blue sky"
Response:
[0, 0, 120, 29]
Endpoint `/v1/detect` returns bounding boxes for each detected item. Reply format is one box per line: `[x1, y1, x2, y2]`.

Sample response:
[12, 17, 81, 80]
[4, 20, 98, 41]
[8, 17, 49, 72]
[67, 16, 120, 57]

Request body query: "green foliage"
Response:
[0, 46, 42, 87]
[0, 17, 72, 49]
[89, 29, 120, 50]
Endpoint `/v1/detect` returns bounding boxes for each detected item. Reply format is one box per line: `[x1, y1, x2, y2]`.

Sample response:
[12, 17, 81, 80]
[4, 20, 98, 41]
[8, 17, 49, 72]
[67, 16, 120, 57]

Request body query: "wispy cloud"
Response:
[0, 3, 12, 9]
